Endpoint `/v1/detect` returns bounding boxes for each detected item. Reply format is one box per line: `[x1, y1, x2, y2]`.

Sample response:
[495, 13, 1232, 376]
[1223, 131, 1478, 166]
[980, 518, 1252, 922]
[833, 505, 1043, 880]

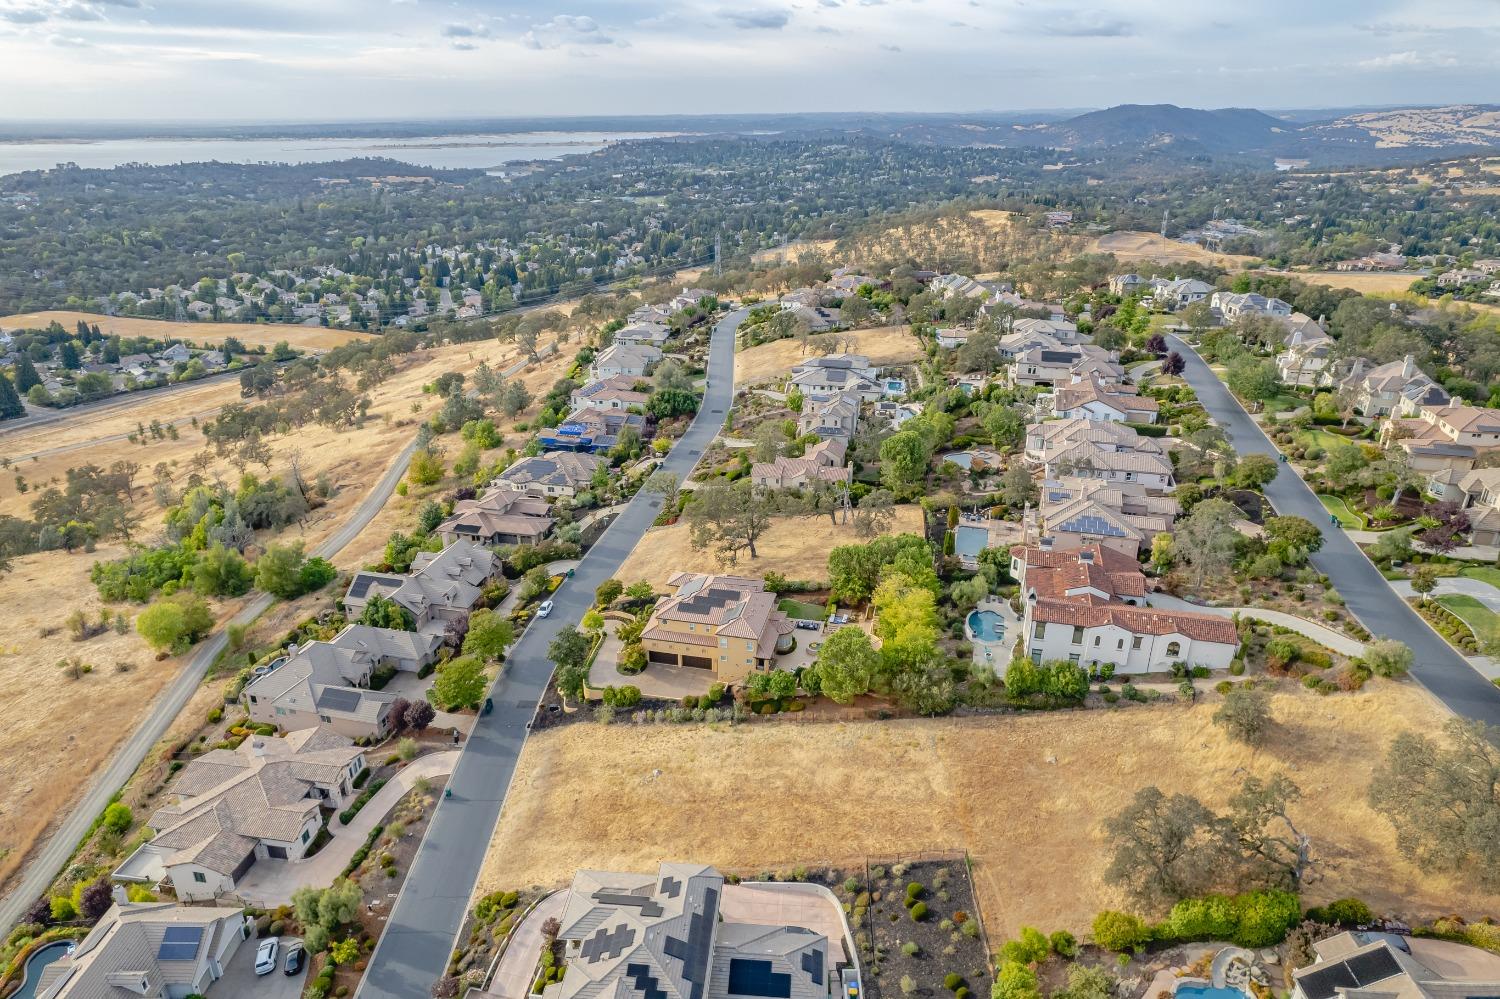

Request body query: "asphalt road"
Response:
[0, 438, 419, 935]
[1168, 335, 1500, 725]
[355, 308, 745, 999]
[0, 365, 248, 439]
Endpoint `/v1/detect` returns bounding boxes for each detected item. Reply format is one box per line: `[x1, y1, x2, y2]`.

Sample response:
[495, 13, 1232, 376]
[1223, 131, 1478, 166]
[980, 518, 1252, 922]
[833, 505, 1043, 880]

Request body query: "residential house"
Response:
[1025, 418, 1156, 465]
[571, 375, 650, 412]
[796, 391, 860, 441]
[640, 573, 795, 682]
[1382, 399, 1500, 472]
[1108, 274, 1147, 296]
[516, 863, 843, 999]
[1010, 542, 1238, 674]
[1011, 317, 1082, 344]
[872, 400, 922, 430]
[593, 342, 663, 379]
[539, 408, 646, 453]
[751, 438, 853, 490]
[240, 638, 401, 740]
[1210, 291, 1292, 320]
[1345, 354, 1448, 417]
[1150, 277, 1213, 310]
[159, 343, 191, 364]
[630, 304, 675, 326]
[935, 326, 974, 350]
[782, 303, 842, 332]
[115, 728, 366, 899]
[1437, 268, 1487, 288]
[1291, 930, 1500, 999]
[343, 539, 499, 651]
[788, 355, 883, 402]
[1428, 466, 1500, 545]
[33, 901, 250, 998]
[491, 451, 606, 499]
[930, 273, 990, 299]
[1274, 320, 1335, 387]
[1038, 476, 1179, 558]
[670, 287, 713, 311]
[1012, 346, 1088, 388]
[1052, 374, 1160, 424]
[614, 322, 673, 349]
[437, 489, 555, 546]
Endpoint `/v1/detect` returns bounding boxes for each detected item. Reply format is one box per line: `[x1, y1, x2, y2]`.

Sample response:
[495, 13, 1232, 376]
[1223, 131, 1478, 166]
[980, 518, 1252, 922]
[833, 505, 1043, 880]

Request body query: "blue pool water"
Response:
[1177, 987, 1246, 999]
[968, 610, 1004, 641]
[14, 941, 73, 999]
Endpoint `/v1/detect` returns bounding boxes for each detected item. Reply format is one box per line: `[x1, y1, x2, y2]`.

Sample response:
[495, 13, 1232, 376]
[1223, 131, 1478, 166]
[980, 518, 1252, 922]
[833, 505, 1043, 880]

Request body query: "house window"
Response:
[301, 829, 311, 844]
[1034, 622, 1046, 639]
[193, 872, 207, 883]
[1092, 636, 1100, 646]
[1071, 626, 1084, 645]
[719, 638, 727, 647]
[274, 707, 285, 716]
[1030, 649, 1043, 664]
[1166, 641, 1181, 657]
[1068, 653, 1081, 663]
[1131, 636, 1142, 650]
[1117, 639, 1124, 650]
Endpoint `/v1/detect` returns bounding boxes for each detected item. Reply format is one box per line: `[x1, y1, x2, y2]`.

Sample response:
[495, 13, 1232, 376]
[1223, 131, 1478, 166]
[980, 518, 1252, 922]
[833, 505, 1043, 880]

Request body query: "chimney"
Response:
[250, 739, 268, 758]
[1401, 354, 1415, 378]
[1039, 537, 1054, 551]
[112, 884, 130, 907]
[1078, 549, 1094, 564]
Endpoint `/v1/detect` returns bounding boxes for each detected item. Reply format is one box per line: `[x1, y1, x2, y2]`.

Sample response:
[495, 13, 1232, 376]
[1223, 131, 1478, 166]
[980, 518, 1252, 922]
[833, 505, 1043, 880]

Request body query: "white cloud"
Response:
[718, 7, 790, 30]
[519, 12, 617, 49]
[1357, 50, 1457, 69]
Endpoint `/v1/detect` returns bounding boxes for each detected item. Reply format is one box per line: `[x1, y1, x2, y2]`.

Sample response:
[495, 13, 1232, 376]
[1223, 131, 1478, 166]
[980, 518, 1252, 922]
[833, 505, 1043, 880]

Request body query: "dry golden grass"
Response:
[477, 684, 1494, 934]
[612, 508, 925, 587]
[1295, 271, 1423, 295]
[734, 325, 923, 387]
[752, 240, 839, 264]
[1090, 232, 1257, 269]
[0, 310, 371, 350]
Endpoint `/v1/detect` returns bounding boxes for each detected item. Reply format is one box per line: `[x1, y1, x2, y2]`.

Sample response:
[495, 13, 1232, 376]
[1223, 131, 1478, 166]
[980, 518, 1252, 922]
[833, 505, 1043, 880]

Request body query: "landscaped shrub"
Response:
[906, 882, 925, 902]
[908, 902, 928, 921]
[1306, 898, 1373, 926]
[1230, 890, 1301, 947]
[1049, 930, 1077, 958]
[1092, 910, 1150, 952]
[944, 974, 965, 991]
[901, 941, 921, 956]
[1164, 895, 1238, 941]
[338, 779, 387, 825]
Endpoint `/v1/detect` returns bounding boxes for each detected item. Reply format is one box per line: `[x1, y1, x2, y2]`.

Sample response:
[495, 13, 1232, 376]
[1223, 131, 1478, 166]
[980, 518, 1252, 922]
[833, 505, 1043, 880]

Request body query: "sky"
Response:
[0, 0, 1498, 121]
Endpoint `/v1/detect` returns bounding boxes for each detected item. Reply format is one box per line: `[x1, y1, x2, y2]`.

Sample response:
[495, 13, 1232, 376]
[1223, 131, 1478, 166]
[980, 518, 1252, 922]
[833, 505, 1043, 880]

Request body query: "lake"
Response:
[0, 131, 671, 176]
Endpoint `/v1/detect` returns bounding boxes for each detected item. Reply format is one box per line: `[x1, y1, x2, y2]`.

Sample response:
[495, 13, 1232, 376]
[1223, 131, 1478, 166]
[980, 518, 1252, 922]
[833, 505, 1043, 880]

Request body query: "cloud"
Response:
[56, 3, 103, 20]
[817, 0, 840, 6]
[48, 31, 88, 44]
[1, 6, 48, 23]
[1040, 9, 1133, 37]
[520, 12, 616, 49]
[718, 7, 789, 29]
[1357, 50, 1457, 69]
[441, 23, 491, 38]
[879, 42, 900, 51]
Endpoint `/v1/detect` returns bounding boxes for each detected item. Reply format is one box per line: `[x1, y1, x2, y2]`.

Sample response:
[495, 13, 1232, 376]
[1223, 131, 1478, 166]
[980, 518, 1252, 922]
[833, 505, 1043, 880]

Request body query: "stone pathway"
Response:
[234, 750, 460, 906]
[1146, 594, 1366, 655]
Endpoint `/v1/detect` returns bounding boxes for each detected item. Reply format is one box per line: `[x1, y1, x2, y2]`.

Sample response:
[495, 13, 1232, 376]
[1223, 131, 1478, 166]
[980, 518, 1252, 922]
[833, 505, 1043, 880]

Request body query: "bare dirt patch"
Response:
[0, 310, 372, 351]
[1294, 271, 1424, 295]
[612, 508, 925, 587]
[734, 325, 923, 387]
[476, 683, 1495, 937]
[1090, 232, 1257, 269]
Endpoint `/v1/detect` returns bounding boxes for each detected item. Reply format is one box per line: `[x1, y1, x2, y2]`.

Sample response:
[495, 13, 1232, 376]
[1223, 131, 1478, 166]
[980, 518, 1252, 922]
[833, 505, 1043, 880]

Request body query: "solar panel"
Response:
[158, 925, 203, 961]
[662, 886, 718, 999]
[728, 959, 792, 999]
[581, 923, 638, 964]
[592, 890, 664, 918]
[317, 688, 364, 713]
[800, 948, 824, 985]
[1061, 516, 1128, 538]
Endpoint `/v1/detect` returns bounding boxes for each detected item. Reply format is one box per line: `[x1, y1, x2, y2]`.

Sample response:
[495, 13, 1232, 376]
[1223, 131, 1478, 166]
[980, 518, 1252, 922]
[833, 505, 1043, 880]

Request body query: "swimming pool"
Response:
[968, 610, 1004, 641]
[1176, 986, 1246, 999]
[14, 940, 73, 999]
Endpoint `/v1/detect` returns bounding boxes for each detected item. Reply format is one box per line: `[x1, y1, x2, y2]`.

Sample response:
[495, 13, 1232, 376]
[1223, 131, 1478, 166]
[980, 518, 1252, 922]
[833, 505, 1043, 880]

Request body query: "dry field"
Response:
[0, 310, 372, 351]
[477, 684, 1494, 935]
[1090, 231, 1257, 269]
[734, 325, 923, 387]
[752, 240, 838, 265]
[1295, 271, 1423, 295]
[0, 325, 577, 890]
[612, 508, 925, 587]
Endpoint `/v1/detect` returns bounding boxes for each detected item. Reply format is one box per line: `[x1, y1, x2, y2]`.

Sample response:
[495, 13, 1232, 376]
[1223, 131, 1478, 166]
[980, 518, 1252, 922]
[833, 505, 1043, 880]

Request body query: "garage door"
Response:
[647, 650, 679, 665]
[266, 845, 289, 860]
[681, 655, 713, 670]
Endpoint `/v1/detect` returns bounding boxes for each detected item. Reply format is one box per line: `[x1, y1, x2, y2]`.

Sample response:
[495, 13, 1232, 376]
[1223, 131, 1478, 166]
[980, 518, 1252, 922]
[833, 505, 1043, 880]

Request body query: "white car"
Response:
[536, 600, 554, 618]
[255, 938, 280, 976]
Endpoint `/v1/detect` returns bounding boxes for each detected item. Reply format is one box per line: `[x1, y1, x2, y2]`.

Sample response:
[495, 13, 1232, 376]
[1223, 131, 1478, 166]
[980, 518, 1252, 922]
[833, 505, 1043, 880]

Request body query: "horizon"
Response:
[3, 0, 1499, 119]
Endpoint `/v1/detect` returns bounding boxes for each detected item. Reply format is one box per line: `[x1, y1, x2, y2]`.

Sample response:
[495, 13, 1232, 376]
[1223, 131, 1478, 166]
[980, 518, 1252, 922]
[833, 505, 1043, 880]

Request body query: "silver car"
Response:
[254, 938, 279, 976]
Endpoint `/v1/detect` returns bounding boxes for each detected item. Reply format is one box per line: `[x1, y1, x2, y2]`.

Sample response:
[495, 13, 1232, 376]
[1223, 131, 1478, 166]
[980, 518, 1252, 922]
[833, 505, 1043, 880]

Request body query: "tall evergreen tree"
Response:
[58, 341, 81, 370]
[0, 373, 25, 420]
[12, 355, 41, 392]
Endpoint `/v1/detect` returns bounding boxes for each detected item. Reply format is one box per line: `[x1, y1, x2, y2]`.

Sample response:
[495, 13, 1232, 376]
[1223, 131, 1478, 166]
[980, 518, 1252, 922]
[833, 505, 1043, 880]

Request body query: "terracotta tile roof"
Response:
[1032, 600, 1239, 644]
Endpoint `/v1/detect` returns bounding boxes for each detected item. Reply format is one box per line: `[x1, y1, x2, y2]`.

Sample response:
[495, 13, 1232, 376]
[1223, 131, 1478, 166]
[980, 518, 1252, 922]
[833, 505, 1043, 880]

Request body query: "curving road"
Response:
[355, 308, 745, 999]
[1168, 335, 1500, 725]
[0, 438, 420, 935]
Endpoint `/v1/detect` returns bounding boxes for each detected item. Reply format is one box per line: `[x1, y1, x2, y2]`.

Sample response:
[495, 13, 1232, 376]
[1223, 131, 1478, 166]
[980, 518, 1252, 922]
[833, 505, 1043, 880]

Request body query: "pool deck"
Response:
[967, 597, 1020, 672]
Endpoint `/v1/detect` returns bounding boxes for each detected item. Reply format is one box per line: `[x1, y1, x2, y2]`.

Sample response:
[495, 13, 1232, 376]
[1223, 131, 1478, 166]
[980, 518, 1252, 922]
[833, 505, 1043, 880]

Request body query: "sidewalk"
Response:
[1345, 530, 1500, 562]
[1146, 594, 1366, 656]
[234, 750, 459, 906]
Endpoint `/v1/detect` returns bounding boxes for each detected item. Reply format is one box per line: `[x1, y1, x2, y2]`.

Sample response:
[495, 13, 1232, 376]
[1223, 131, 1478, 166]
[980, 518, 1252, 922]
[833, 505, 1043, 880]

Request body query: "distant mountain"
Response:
[1020, 104, 1293, 154]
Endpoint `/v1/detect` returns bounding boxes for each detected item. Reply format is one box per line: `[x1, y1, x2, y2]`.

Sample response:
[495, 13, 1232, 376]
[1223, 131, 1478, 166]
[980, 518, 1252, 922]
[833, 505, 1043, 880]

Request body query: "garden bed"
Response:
[845, 858, 992, 999]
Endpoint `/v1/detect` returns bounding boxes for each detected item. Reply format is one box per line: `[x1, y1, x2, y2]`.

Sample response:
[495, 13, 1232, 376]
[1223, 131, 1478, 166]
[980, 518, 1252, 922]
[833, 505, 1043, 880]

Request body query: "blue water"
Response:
[14, 940, 73, 999]
[1177, 986, 1246, 999]
[968, 610, 1004, 641]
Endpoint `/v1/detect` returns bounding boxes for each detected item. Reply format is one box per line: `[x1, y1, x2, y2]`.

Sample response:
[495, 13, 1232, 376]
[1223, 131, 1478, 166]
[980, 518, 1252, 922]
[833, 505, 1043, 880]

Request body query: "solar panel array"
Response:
[157, 925, 203, 961]
[727, 959, 792, 999]
[592, 890, 665, 918]
[679, 592, 734, 616]
[317, 688, 364, 714]
[1297, 947, 1403, 999]
[662, 886, 718, 999]
[801, 947, 824, 986]
[1061, 515, 1128, 538]
[628, 963, 671, 999]
[582, 924, 639, 964]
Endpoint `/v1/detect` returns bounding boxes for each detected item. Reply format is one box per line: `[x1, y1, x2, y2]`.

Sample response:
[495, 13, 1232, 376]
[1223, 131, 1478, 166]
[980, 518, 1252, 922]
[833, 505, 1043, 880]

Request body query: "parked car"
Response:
[284, 941, 304, 976]
[255, 938, 279, 976]
[537, 600, 554, 618]
[794, 620, 820, 631]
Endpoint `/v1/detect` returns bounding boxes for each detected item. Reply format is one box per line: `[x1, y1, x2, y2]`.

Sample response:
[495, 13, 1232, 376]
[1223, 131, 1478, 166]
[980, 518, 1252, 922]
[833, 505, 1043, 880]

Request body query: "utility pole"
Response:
[1161, 208, 1169, 238]
[713, 233, 722, 278]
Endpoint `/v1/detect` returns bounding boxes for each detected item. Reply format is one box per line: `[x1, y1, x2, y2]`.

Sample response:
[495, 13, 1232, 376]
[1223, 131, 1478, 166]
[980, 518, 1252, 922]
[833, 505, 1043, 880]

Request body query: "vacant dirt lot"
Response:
[1091, 231, 1258, 269]
[612, 507, 925, 587]
[477, 683, 1494, 935]
[734, 325, 923, 386]
[0, 310, 371, 350]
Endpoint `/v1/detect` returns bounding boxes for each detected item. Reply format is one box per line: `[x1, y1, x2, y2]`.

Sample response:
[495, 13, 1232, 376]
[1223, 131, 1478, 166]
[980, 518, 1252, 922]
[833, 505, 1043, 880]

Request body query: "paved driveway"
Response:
[1168, 334, 1500, 726]
[215, 936, 305, 999]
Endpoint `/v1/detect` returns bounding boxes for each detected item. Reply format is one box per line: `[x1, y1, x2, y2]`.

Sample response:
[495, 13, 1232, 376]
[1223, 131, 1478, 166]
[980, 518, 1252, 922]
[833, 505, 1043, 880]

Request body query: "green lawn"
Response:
[1460, 566, 1500, 590]
[1435, 594, 1500, 647]
[1298, 428, 1358, 453]
[1319, 494, 1365, 528]
[1263, 392, 1307, 414]
[777, 598, 826, 621]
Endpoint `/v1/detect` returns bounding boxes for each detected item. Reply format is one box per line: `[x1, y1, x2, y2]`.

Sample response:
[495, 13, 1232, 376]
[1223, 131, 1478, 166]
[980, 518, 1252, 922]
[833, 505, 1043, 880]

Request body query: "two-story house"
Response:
[640, 573, 795, 683]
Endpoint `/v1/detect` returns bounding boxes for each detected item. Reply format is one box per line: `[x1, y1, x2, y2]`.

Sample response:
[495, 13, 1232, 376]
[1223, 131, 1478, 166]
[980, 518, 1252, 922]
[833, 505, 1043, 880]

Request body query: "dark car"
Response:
[284, 941, 305, 976]
[794, 620, 821, 631]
